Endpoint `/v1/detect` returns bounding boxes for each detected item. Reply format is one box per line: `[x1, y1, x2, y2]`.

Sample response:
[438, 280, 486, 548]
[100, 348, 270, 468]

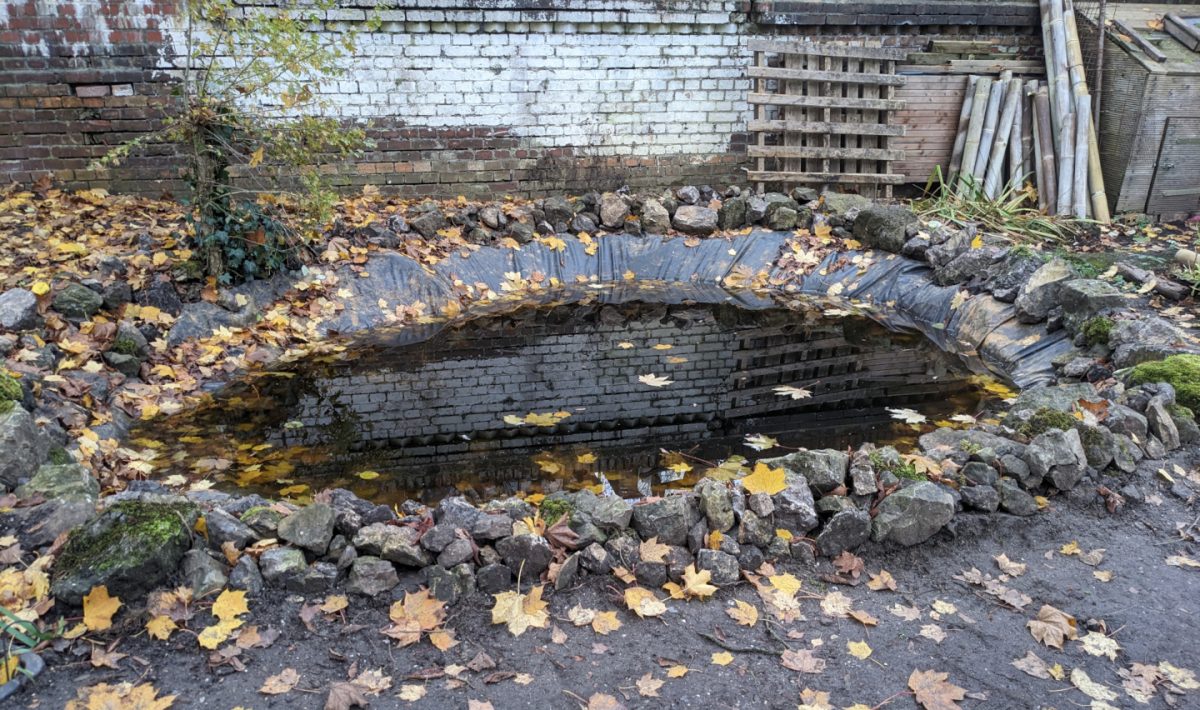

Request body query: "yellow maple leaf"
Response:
[847, 640, 873, 660]
[590, 610, 622, 635]
[667, 564, 717, 600]
[624, 586, 667, 618]
[259, 667, 300, 695]
[212, 589, 249, 622]
[197, 618, 243, 649]
[65, 682, 176, 710]
[666, 665, 690, 678]
[31, 281, 50, 296]
[740, 462, 786, 496]
[491, 585, 550, 636]
[145, 615, 176, 641]
[248, 146, 265, 168]
[83, 585, 122, 631]
[320, 595, 349, 614]
[385, 589, 447, 645]
[711, 651, 734, 666]
[576, 452, 597, 464]
[726, 599, 759, 627]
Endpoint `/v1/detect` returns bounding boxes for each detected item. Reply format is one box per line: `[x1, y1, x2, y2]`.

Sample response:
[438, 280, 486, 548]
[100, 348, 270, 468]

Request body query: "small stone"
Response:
[228, 555, 264, 595]
[1143, 435, 1167, 460]
[870, 482, 955, 546]
[960, 485, 1001, 512]
[675, 185, 700, 205]
[257, 547, 307, 586]
[1023, 428, 1088, 490]
[346, 556, 399, 596]
[1076, 424, 1117, 470]
[1058, 279, 1124, 331]
[471, 513, 513, 541]
[277, 503, 335, 554]
[1015, 259, 1077, 323]
[635, 560, 668, 587]
[352, 523, 431, 568]
[1111, 433, 1142, 473]
[409, 210, 449, 239]
[0, 406, 43, 490]
[495, 534, 553, 577]
[852, 205, 917, 253]
[570, 214, 597, 233]
[671, 205, 718, 236]
[16, 463, 98, 503]
[815, 495, 856, 516]
[479, 205, 506, 230]
[815, 508, 871, 556]
[336, 544, 356, 573]
[542, 196, 573, 225]
[747, 492, 775, 517]
[641, 199, 670, 234]
[0, 288, 40, 331]
[599, 193, 630, 229]
[182, 549, 228, 598]
[589, 497, 633, 532]
[996, 479, 1038, 516]
[696, 549, 739, 585]
[766, 206, 798, 230]
[241, 507, 284, 537]
[738, 509, 774, 547]
[631, 496, 694, 546]
[718, 195, 746, 230]
[555, 552, 581, 591]
[580, 542, 611, 574]
[960, 462, 999, 486]
[848, 450, 878, 496]
[772, 473, 819, 534]
[52, 283, 103, 320]
[761, 449, 849, 494]
[205, 508, 258, 551]
[737, 544, 765, 572]
[1109, 318, 1194, 369]
[695, 479, 734, 532]
[437, 537, 475, 568]
[476, 563, 512, 593]
[745, 195, 768, 223]
[419, 523, 461, 553]
[821, 192, 872, 217]
[287, 561, 337, 595]
[1146, 397, 1181, 450]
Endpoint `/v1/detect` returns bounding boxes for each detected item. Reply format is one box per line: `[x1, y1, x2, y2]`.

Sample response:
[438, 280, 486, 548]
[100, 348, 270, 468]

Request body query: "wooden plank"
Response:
[1165, 13, 1200, 52]
[747, 145, 906, 161]
[897, 61, 1045, 75]
[748, 92, 904, 111]
[745, 171, 907, 184]
[747, 38, 911, 61]
[746, 65, 906, 86]
[1111, 19, 1169, 62]
[747, 119, 906, 137]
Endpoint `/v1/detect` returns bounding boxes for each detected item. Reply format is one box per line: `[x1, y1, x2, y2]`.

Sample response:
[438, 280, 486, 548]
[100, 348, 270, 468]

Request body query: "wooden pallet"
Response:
[746, 38, 909, 198]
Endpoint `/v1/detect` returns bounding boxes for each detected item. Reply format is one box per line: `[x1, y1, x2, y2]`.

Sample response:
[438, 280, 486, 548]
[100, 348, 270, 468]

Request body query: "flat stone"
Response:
[588, 497, 633, 532]
[182, 549, 228, 598]
[1011, 383, 1098, 414]
[1059, 279, 1124, 330]
[848, 451, 878, 496]
[870, 482, 955, 546]
[1111, 433, 1142, 473]
[409, 210, 449, 239]
[816, 508, 871, 556]
[346, 556, 399, 596]
[747, 492, 775, 517]
[2, 500, 93, 549]
[960, 462, 999, 486]
[16, 463, 98, 503]
[822, 192, 872, 217]
[277, 503, 335, 554]
[352, 523, 431, 568]
[761, 449, 848, 494]
[1110, 317, 1195, 369]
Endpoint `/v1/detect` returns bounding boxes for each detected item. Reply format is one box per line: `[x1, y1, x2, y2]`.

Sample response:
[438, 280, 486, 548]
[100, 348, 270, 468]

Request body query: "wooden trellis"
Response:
[746, 39, 911, 197]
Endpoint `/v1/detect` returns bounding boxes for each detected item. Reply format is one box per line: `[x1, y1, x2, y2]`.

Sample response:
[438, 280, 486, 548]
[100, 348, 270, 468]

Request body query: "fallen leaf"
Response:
[1027, 604, 1078, 649]
[711, 651, 734, 666]
[666, 665, 689, 678]
[773, 385, 812, 400]
[212, 589, 249, 621]
[624, 587, 667, 618]
[260, 668, 300, 695]
[586, 693, 625, 710]
[1012, 651, 1052, 679]
[781, 648, 826, 674]
[909, 669, 967, 710]
[639, 537, 670, 563]
[994, 554, 1026, 576]
[397, 685, 427, 702]
[325, 681, 369, 710]
[590, 611, 622, 635]
[867, 570, 897, 592]
[146, 615, 177, 641]
[726, 599, 759, 627]
[1079, 631, 1121, 661]
[83, 585, 122, 631]
[890, 604, 921, 621]
[740, 462, 787, 495]
[1070, 668, 1118, 701]
[636, 673, 664, 697]
[637, 373, 673, 387]
[664, 564, 717, 600]
[920, 624, 946, 643]
[743, 433, 779, 451]
[847, 640, 872, 660]
[491, 585, 549, 636]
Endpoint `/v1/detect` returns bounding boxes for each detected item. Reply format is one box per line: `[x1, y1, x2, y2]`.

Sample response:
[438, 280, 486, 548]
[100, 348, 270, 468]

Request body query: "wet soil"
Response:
[28, 448, 1200, 710]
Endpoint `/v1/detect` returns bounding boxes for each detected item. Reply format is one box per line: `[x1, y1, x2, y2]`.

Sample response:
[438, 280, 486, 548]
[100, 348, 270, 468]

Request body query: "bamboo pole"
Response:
[1048, 0, 1074, 213]
[1095, 0, 1106, 125]
[1031, 85, 1048, 211]
[1039, 0, 1063, 137]
[972, 78, 1005, 185]
[1073, 93, 1090, 218]
[958, 77, 993, 195]
[1063, 0, 1111, 222]
[1057, 108, 1075, 215]
[1021, 80, 1036, 184]
[985, 78, 1022, 199]
[1008, 94, 1025, 194]
[948, 75, 980, 183]
[1035, 86, 1057, 214]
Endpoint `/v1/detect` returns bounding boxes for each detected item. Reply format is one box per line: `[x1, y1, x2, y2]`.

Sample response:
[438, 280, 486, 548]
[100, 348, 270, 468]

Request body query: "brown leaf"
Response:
[832, 551, 864, 579]
[908, 669, 967, 710]
[780, 649, 826, 674]
[636, 672, 664, 697]
[545, 515, 579, 550]
[586, 693, 626, 710]
[260, 668, 301, 695]
[325, 681, 369, 710]
[1027, 604, 1078, 649]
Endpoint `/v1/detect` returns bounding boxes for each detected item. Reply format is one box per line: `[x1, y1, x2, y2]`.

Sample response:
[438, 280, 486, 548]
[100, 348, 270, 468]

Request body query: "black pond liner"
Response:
[135, 284, 1012, 505]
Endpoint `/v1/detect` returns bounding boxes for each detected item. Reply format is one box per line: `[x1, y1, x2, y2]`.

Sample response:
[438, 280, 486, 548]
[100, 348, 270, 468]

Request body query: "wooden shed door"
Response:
[1148, 117, 1200, 217]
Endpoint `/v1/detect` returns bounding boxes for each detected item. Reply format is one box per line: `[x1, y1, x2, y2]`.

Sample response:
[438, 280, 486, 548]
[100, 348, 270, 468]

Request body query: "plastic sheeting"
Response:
[322, 231, 1072, 389]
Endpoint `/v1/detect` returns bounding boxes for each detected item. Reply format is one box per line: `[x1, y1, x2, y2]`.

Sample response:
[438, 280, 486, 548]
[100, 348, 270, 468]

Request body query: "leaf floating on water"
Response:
[773, 385, 812, 400]
[886, 407, 927, 425]
[637, 373, 673, 387]
[743, 433, 779, 451]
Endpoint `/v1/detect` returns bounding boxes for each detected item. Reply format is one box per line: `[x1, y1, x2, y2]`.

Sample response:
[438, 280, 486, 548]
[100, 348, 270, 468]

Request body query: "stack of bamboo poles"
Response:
[946, 0, 1109, 222]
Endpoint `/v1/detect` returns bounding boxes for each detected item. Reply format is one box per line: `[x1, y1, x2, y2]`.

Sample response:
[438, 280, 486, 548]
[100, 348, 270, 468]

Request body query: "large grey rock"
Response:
[848, 449, 879, 496]
[1105, 404, 1148, 439]
[1015, 258, 1076, 323]
[631, 496, 695, 545]
[1023, 428, 1088, 490]
[277, 503, 335, 554]
[996, 478, 1038, 516]
[346, 556, 399, 596]
[427, 563, 475, 604]
[287, 561, 337, 595]
[1, 499, 93, 549]
[695, 479, 734, 532]
[1110, 433, 1142, 473]
[0, 288, 40, 331]
[182, 549, 228, 598]
[718, 195, 747, 230]
[934, 246, 1008, 286]
[352, 523, 431, 567]
[1010, 383, 1099, 414]
[258, 547, 308, 585]
[542, 196, 574, 226]
[0, 407, 42, 490]
[960, 462, 999, 486]
[437, 538, 475, 568]
[675, 185, 701, 205]
[815, 508, 871, 556]
[408, 210, 449, 239]
[476, 563, 512, 593]
[695, 549, 739, 585]
[766, 206, 798, 230]
[471, 513, 513, 541]
[51, 501, 197, 604]
[641, 199, 670, 234]
[112, 321, 150, 359]
[229, 555, 264, 595]
[1146, 397, 1181, 450]
[822, 192, 872, 217]
[960, 485, 1000, 512]
[853, 205, 917, 253]
[167, 301, 255, 347]
[745, 195, 769, 224]
[1111, 318, 1195, 369]
[598, 193, 630, 229]
[738, 509, 774, 547]
[762, 449, 849, 494]
[984, 251, 1044, 302]
[1059, 279, 1124, 331]
[16, 463, 98, 503]
[870, 482, 956, 546]
[1076, 424, 1118, 470]
[206, 508, 258, 550]
[52, 283, 103, 319]
[495, 534, 553, 577]
[419, 523, 462, 553]
[671, 205, 718, 236]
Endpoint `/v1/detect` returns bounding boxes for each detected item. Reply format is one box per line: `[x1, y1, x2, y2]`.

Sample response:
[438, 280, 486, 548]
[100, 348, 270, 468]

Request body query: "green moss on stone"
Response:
[1129, 354, 1200, 413]
[1018, 408, 1079, 438]
[1169, 403, 1196, 421]
[893, 461, 926, 481]
[48, 446, 71, 465]
[0, 373, 22, 403]
[539, 498, 573, 526]
[1081, 316, 1114, 347]
[54, 501, 195, 579]
[109, 336, 141, 356]
[0, 401, 13, 415]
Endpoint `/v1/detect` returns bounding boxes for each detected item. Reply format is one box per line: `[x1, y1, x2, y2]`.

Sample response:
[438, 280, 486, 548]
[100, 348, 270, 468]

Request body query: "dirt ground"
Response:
[25, 447, 1200, 710]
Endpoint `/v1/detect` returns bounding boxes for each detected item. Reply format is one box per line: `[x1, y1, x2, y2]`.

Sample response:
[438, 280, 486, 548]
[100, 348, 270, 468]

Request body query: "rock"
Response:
[1111, 433, 1142, 473]
[277, 503, 335, 554]
[495, 534, 553, 577]
[554, 552, 581, 591]
[587, 497, 633, 532]
[336, 544, 356, 573]
[570, 214, 597, 233]
[1076, 424, 1117, 470]
[1010, 383, 1099, 414]
[136, 281, 184, 316]
[182, 549, 228, 598]
[737, 544, 765, 572]
[694, 479, 734, 532]
[288, 561, 337, 595]
[1015, 259, 1077, 323]
[816, 508, 871, 556]
[427, 564, 475, 604]
[1023, 428, 1088, 490]
[0, 406, 42, 490]
[16, 463, 98, 503]
[2, 500, 92, 549]
[718, 196, 746, 230]
[472, 513, 513, 541]
[631, 496, 694, 546]
[762, 449, 848, 494]
[420, 523, 461, 553]
[438, 538, 475, 568]
[934, 246, 1008, 286]
[580, 543, 611, 574]
[52, 283, 103, 320]
[508, 222, 535, 243]
[635, 560, 668, 587]
[960, 462, 999, 486]
[258, 547, 307, 586]
[902, 234, 932, 260]
[815, 495, 855, 516]
[241, 507, 284, 537]
[695, 549, 739, 585]
[738, 509, 774, 547]
[766, 206, 798, 230]
[984, 251, 1044, 302]
[229, 555, 264, 595]
[745, 195, 768, 224]
[542, 196, 574, 225]
[747, 492, 775, 518]
[999, 453, 1032, 485]
[773, 473, 820, 534]
[1059, 279, 1124, 331]
[675, 186, 700, 205]
[479, 205, 506, 230]
[51, 501, 197, 604]
[1146, 397, 1181, 450]
[205, 508, 257, 550]
[409, 210, 449, 239]
[672, 205, 718, 236]
[848, 451, 878, 496]
[0, 289, 40, 331]
[925, 231, 970, 270]
[996, 479, 1038, 516]
[822, 192, 872, 217]
[960, 485, 1001, 512]
[1173, 410, 1200, 445]
[641, 199, 670, 234]
[352, 523, 431, 567]
[870, 482, 955, 546]
[599, 193, 629, 229]
[791, 186, 818, 203]
[853, 205, 918, 253]
[102, 352, 140, 377]
[476, 563, 512, 593]
[346, 556, 399, 596]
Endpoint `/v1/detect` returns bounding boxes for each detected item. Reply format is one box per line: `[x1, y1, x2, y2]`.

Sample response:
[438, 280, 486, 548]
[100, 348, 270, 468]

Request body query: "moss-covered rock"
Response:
[51, 500, 198, 605]
[1017, 408, 1079, 439]
[1081, 316, 1114, 347]
[1129, 355, 1200, 413]
[0, 372, 22, 403]
[539, 498, 573, 526]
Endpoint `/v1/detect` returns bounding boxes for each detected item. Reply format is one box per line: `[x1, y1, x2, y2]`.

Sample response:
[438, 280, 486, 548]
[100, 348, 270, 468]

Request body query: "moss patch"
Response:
[539, 498, 573, 526]
[1018, 408, 1079, 438]
[1081, 316, 1114, 347]
[0, 373, 22, 403]
[1129, 355, 1200, 413]
[109, 336, 141, 356]
[1169, 403, 1196, 421]
[47, 446, 71, 465]
[53, 501, 196, 582]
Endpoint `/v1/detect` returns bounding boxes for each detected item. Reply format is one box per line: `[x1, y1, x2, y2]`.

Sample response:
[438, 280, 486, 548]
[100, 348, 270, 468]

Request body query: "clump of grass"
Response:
[914, 167, 1085, 244]
[1081, 316, 1114, 347]
[539, 498, 573, 526]
[1017, 408, 1079, 438]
